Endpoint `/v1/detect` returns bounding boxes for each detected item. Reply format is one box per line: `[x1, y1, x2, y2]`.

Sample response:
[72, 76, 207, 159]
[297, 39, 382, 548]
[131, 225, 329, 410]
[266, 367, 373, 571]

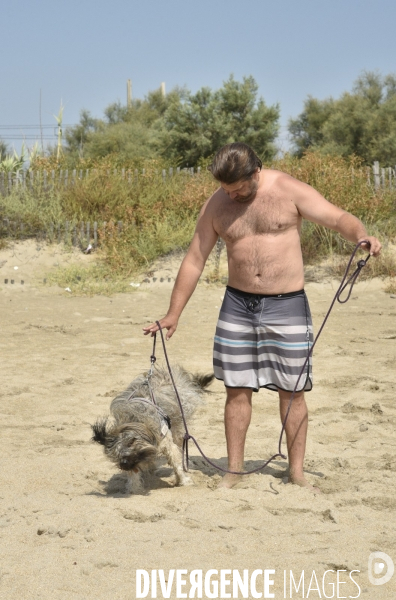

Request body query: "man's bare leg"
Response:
[278, 389, 319, 491]
[218, 387, 252, 488]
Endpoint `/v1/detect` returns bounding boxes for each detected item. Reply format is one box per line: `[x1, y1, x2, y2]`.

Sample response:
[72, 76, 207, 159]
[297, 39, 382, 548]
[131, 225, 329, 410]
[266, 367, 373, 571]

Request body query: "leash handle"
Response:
[150, 332, 157, 365]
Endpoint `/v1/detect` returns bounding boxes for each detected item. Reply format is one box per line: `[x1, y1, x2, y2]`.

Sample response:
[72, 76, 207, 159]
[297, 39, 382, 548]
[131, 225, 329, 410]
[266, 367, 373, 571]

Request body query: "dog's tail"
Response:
[191, 372, 215, 391]
[91, 418, 110, 446]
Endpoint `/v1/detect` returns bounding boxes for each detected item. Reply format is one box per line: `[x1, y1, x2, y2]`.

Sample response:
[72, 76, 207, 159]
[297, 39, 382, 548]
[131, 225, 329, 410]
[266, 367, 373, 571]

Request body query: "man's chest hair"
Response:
[214, 193, 298, 241]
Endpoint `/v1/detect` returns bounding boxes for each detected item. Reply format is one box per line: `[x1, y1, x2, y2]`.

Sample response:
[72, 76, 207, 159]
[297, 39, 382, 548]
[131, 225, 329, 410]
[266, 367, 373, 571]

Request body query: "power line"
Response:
[0, 136, 58, 140]
[0, 124, 76, 129]
[0, 124, 291, 130]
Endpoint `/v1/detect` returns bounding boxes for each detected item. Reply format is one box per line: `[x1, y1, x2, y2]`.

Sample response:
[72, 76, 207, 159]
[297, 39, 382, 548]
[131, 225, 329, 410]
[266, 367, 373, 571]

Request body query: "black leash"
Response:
[151, 241, 371, 474]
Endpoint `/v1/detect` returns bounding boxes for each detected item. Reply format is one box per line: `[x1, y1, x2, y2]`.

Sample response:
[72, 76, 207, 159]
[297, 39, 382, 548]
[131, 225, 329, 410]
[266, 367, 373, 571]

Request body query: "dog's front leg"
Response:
[159, 433, 192, 487]
[125, 470, 145, 494]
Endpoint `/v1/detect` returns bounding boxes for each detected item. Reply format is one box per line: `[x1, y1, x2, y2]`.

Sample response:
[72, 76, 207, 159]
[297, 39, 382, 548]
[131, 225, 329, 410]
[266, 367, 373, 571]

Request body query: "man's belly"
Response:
[225, 235, 304, 294]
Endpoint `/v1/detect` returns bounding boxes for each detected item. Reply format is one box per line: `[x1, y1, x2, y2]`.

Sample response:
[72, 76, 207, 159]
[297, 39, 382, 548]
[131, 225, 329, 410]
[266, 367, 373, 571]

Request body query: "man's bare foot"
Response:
[217, 473, 244, 489]
[289, 474, 321, 493]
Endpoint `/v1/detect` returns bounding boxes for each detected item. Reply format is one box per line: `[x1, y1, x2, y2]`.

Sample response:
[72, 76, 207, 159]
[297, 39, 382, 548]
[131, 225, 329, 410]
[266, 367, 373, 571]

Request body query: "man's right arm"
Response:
[143, 197, 219, 339]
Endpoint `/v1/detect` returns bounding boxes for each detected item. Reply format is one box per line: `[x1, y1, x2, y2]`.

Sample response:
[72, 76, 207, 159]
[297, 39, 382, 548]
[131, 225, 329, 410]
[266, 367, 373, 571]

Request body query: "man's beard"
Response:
[233, 180, 259, 203]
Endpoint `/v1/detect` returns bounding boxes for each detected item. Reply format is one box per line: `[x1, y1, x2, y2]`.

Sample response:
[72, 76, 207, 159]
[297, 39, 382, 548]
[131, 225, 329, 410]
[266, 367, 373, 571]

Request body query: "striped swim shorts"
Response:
[213, 286, 314, 392]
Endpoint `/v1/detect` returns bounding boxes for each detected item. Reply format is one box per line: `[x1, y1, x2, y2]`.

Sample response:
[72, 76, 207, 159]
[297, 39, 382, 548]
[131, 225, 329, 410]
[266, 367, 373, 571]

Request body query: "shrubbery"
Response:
[1, 152, 395, 287]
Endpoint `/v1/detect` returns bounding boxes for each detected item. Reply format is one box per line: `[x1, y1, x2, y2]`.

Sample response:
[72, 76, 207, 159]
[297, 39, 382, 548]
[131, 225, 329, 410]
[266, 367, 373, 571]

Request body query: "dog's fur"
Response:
[91, 364, 213, 493]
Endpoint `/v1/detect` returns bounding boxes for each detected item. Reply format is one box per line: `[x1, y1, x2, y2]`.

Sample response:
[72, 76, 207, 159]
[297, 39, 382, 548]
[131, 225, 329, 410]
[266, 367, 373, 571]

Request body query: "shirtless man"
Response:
[143, 143, 381, 490]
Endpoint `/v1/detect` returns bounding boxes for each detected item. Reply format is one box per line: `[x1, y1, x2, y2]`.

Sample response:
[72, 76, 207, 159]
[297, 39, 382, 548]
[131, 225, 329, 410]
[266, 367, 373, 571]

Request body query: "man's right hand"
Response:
[142, 315, 179, 340]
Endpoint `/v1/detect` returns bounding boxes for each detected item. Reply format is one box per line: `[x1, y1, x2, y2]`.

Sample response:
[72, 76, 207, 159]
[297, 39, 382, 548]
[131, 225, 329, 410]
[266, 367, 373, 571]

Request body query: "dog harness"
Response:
[124, 392, 171, 438]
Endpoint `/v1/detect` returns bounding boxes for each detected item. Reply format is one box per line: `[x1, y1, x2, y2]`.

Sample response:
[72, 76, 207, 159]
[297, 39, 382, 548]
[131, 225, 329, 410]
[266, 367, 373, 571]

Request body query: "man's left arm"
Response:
[285, 175, 382, 257]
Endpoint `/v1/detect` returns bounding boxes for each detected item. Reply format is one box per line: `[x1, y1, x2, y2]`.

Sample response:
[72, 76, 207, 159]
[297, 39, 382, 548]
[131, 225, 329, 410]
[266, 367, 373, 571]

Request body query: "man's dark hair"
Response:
[208, 143, 262, 184]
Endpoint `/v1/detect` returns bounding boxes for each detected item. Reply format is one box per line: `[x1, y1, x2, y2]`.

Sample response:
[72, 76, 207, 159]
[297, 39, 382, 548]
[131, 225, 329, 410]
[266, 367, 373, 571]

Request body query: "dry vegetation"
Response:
[1, 152, 395, 292]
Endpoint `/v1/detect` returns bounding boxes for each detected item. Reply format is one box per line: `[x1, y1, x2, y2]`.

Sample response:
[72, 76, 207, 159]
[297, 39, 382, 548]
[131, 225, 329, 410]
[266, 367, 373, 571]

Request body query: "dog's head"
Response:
[91, 419, 158, 472]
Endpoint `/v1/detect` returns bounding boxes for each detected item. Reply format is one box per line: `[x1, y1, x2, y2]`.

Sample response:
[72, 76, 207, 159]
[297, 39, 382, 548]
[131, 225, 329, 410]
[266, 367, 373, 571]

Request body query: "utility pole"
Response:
[127, 79, 132, 107]
[160, 82, 166, 97]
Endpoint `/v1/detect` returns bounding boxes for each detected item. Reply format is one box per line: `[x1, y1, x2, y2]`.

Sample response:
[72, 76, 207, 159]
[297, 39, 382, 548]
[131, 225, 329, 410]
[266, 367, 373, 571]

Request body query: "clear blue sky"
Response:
[1, 0, 396, 154]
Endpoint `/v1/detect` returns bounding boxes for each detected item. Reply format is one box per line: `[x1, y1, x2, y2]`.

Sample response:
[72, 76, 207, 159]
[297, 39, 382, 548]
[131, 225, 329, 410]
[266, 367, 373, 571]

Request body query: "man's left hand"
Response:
[358, 236, 381, 257]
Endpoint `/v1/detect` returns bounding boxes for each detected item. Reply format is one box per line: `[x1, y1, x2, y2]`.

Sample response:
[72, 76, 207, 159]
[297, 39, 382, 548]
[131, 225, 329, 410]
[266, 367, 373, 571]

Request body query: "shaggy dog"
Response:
[91, 364, 213, 493]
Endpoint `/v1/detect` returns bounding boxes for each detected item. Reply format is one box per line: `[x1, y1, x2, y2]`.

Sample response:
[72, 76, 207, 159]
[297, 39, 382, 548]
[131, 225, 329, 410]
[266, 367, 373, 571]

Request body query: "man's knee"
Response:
[225, 387, 253, 405]
[278, 389, 306, 406]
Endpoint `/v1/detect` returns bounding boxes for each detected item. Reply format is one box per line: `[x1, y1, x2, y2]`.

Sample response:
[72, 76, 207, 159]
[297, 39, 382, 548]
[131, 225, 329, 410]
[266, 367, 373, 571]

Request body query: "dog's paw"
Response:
[168, 473, 193, 487]
[178, 474, 194, 487]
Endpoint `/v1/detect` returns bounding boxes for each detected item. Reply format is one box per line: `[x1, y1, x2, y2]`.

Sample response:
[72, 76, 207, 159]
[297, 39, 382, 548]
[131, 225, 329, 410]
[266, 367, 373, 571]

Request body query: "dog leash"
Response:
[151, 241, 371, 474]
[124, 340, 172, 432]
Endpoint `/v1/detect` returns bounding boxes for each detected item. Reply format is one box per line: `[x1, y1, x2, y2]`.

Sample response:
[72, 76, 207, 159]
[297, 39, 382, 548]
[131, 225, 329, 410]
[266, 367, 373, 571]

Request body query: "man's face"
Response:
[220, 172, 259, 203]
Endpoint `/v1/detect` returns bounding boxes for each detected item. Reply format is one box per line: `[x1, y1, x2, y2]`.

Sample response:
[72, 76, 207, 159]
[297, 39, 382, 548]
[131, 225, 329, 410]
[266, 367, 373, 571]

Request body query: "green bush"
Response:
[1, 152, 395, 288]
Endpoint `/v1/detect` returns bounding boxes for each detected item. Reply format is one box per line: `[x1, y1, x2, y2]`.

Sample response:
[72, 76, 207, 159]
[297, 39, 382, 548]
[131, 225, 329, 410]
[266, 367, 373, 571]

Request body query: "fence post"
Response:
[373, 161, 380, 190]
[94, 222, 98, 248]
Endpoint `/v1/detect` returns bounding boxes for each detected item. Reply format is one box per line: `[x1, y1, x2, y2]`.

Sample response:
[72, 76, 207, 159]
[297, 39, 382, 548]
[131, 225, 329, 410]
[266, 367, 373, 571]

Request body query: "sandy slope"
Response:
[0, 241, 395, 599]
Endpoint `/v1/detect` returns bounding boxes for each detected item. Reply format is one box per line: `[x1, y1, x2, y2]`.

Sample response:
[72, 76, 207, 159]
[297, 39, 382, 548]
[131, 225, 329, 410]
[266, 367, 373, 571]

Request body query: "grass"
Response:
[384, 280, 396, 294]
[45, 262, 141, 296]
[1, 151, 396, 293]
[325, 247, 396, 280]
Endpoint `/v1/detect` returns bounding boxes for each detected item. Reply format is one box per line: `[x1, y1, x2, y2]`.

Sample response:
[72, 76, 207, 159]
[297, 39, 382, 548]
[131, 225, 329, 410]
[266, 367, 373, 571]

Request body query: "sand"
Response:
[0, 240, 395, 599]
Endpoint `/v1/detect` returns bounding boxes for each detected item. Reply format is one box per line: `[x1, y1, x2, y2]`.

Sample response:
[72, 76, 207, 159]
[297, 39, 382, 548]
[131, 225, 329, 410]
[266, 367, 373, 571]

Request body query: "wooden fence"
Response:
[371, 161, 396, 190]
[0, 166, 201, 195]
[0, 218, 123, 249]
[1, 162, 396, 194]
[0, 161, 396, 196]
[0, 161, 395, 247]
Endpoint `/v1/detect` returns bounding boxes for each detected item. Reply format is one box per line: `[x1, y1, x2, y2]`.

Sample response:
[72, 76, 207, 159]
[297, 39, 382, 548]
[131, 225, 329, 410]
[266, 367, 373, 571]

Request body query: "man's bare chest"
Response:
[213, 197, 298, 242]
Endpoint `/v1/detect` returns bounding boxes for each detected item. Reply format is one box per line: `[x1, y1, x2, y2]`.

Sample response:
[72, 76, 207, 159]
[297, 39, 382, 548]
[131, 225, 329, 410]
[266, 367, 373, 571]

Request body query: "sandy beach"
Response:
[0, 241, 395, 599]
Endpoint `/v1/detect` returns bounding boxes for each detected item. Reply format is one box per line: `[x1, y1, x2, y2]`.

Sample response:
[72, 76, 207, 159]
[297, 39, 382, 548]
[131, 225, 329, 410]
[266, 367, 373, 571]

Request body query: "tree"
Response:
[64, 110, 103, 160]
[64, 88, 185, 163]
[289, 71, 396, 164]
[64, 76, 279, 166]
[157, 75, 280, 166]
